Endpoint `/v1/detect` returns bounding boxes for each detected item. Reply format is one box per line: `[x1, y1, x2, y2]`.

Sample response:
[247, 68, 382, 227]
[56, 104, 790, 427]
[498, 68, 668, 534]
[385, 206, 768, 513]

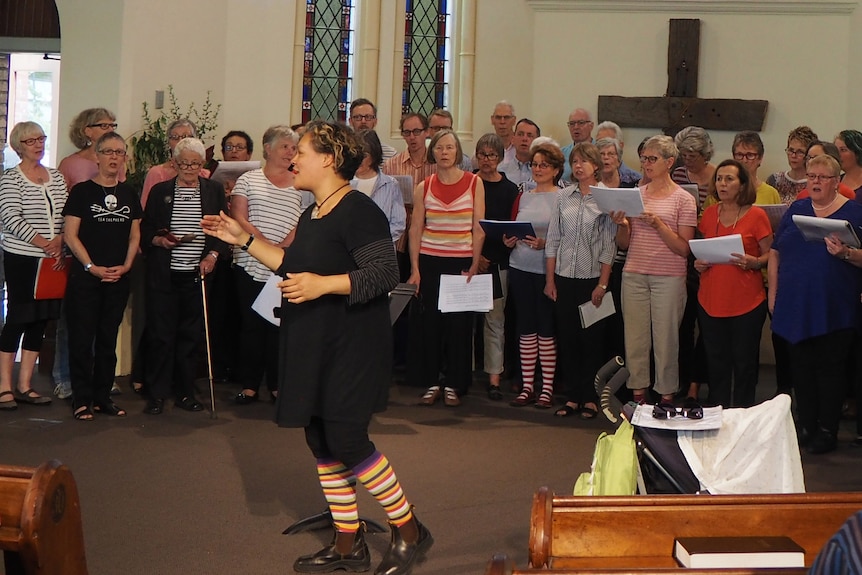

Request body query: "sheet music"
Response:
[689, 234, 745, 264]
[210, 160, 261, 185]
[251, 274, 283, 326]
[578, 294, 616, 328]
[589, 186, 645, 216]
[437, 274, 493, 313]
[792, 214, 861, 248]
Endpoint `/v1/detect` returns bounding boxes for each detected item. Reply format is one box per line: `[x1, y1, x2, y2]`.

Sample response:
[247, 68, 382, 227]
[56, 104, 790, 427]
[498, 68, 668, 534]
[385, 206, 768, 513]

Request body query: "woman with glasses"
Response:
[231, 125, 304, 405]
[693, 160, 771, 408]
[719, 131, 780, 207]
[141, 118, 212, 209]
[767, 126, 819, 204]
[0, 122, 66, 411]
[545, 143, 616, 419]
[63, 133, 141, 420]
[474, 133, 519, 400]
[769, 155, 862, 454]
[505, 142, 563, 409]
[834, 130, 862, 201]
[610, 135, 697, 406]
[408, 129, 485, 408]
[140, 138, 228, 415]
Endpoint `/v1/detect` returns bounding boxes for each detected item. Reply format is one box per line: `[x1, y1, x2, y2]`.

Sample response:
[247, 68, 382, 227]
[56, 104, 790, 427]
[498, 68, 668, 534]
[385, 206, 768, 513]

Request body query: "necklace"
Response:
[312, 183, 350, 219]
[99, 183, 118, 209]
[812, 194, 840, 212]
[717, 203, 743, 233]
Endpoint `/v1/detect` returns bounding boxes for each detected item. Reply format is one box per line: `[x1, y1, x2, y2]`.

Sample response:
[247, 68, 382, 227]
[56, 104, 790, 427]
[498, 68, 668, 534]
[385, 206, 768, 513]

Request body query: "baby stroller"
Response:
[590, 357, 804, 495]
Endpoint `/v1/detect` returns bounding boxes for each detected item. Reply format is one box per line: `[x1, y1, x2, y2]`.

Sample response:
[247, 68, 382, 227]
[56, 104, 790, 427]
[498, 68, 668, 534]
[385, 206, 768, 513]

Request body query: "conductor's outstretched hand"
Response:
[201, 211, 244, 245]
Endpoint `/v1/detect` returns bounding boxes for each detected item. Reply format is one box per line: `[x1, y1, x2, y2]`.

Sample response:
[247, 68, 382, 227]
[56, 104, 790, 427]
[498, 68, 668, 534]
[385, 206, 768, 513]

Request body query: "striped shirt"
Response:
[231, 169, 304, 282]
[0, 166, 67, 257]
[545, 183, 617, 279]
[169, 184, 205, 271]
[382, 150, 437, 189]
[623, 184, 697, 277]
[419, 172, 476, 258]
[809, 510, 862, 575]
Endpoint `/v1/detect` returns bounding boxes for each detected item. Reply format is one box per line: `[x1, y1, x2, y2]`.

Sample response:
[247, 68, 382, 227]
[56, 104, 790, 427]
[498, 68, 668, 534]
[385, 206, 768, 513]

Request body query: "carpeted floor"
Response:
[2, 367, 861, 574]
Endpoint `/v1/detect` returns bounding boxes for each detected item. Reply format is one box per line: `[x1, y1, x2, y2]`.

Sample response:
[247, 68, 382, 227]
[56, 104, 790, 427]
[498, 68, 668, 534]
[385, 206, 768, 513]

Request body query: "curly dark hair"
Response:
[303, 120, 365, 181]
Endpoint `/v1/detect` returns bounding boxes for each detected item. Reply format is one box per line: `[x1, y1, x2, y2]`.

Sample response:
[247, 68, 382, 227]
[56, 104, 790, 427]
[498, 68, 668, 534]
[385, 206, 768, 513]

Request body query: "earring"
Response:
[86, 140, 92, 147]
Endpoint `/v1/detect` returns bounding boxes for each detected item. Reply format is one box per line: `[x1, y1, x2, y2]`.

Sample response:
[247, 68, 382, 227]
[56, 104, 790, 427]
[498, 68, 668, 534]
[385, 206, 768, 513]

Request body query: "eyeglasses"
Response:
[567, 120, 593, 127]
[351, 114, 376, 122]
[653, 402, 703, 420]
[98, 149, 127, 157]
[176, 161, 203, 170]
[428, 125, 450, 132]
[401, 128, 425, 137]
[87, 123, 118, 130]
[168, 134, 192, 142]
[21, 136, 47, 146]
[492, 115, 514, 121]
[477, 152, 499, 160]
[785, 147, 806, 157]
[806, 174, 838, 182]
[530, 162, 552, 170]
[639, 155, 661, 164]
[733, 152, 760, 161]
[224, 144, 247, 152]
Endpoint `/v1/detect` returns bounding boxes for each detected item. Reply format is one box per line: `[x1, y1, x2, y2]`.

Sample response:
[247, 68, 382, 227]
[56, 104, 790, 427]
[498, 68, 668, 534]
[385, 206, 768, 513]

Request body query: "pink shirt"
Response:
[57, 152, 127, 189]
[623, 184, 697, 277]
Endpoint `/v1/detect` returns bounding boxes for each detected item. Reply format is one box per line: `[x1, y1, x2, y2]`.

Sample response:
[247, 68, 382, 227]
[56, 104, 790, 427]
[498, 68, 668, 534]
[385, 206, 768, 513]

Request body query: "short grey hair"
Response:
[595, 137, 622, 158]
[595, 121, 623, 142]
[674, 126, 714, 161]
[173, 137, 206, 159]
[9, 121, 45, 155]
[475, 133, 505, 159]
[261, 125, 299, 160]
[494, 100, 515, 115]
[167, 118, 198, 138]
[530, 136, 560, 151]
[644, 134, 679, 161]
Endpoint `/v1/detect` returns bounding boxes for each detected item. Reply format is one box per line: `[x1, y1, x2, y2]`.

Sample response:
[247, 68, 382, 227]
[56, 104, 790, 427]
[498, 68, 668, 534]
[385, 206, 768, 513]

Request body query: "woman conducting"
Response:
[63, 132, 141, 420]
[769, 154, 862, 454]
[0, 122, 66, 410]
[201, 121, 432, 575]
[693, 160, 771, 408]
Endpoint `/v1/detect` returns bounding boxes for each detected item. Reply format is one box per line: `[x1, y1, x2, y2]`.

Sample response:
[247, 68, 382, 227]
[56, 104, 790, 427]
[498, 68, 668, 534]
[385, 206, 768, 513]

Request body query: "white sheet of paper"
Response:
[630, 403, 723, 431]
[589, 186, 645, 216]
[792, 214, 862, 248]
[437, 274, 493, 313]
[755, 203, 788, 232]
[251, 273, 283, 326]
[688, 234, 745, 264]
[210, 160, 262, 185]
[578, 294, 616, 328]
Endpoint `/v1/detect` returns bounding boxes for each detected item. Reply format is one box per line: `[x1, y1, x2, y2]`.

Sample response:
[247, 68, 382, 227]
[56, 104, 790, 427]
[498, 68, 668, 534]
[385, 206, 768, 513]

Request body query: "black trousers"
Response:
[66, 271, 130, 406]
[146, 271, 204, 401]
[554, 275, 605, 405]
[407, 254, 473, 394]
[234, 267, 279, 394]
[698, 300, 767, 408]
[305, 416, 376, 470]
[791, 328, 855, 436]
[208, 258, 240, 380]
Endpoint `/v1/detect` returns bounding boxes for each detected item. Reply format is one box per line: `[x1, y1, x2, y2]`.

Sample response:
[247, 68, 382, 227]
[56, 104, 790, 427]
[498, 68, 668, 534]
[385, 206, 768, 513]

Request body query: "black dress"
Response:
[275, 191, 399, 427]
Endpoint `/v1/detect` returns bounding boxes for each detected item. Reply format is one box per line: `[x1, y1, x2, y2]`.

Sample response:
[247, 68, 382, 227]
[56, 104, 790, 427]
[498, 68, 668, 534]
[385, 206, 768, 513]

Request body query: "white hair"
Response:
[530, 136, 560, 151]
[596, 121, 623, 142]
[173, 137, 206, 159]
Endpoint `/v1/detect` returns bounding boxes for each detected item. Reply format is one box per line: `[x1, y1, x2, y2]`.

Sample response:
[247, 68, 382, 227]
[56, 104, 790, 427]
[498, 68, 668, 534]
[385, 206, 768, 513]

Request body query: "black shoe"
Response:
[375, 515, 433, 575]
[144, 398, 164, 415]
[294, 526, 370, 573]
[234, 391, 259, 405]
[174, 396, 204, 412]
[487, 385, 503, 401]
[807, 430, 837, 454]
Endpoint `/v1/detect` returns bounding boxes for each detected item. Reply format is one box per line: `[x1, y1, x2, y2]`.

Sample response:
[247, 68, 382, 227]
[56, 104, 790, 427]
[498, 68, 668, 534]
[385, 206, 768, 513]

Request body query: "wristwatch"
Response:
[598, 284, 608, 291]
[241, 234, 255, 251]
[84, 262, 93, 272]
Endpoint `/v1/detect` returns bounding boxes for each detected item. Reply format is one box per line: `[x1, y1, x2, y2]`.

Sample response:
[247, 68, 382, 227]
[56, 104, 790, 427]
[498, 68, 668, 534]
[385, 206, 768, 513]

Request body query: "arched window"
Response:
[301, 0, 356, 123]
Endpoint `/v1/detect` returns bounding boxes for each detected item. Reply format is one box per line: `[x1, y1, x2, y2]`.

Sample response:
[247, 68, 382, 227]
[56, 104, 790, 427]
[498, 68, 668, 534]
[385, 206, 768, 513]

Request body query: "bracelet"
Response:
[844, 247, 855, 262]
[241, 234, 255, 251]
[207, 252, 218, 260]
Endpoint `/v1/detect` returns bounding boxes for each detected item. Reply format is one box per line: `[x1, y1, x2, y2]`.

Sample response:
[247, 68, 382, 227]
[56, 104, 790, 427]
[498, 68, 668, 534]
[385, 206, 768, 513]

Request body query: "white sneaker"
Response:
[53, 383, 72, 400]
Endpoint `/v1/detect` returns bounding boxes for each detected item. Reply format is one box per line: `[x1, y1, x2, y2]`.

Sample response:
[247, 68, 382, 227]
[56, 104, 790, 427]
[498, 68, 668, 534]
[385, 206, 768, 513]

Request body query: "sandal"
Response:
[14, 388, 52, 405]
[510, 390, 535, 407]
[73, 404, 94, 421]
[443, 387, 461, 407]
[554, 403, 580, 417]
[535, 389, 554, 409]
[94, 401, 127, 417]
[580, 403, 599, 420]
[0, 390, 17, 411]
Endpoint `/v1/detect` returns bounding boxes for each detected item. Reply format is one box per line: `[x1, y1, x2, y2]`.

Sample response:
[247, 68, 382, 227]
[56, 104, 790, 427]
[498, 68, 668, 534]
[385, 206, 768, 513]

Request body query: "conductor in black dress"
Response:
[201, 120, 432, 575]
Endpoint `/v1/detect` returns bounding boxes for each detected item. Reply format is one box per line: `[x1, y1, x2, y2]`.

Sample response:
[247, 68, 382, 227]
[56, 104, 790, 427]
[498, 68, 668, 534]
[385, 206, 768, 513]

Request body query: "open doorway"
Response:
[3, 52, 61, 169]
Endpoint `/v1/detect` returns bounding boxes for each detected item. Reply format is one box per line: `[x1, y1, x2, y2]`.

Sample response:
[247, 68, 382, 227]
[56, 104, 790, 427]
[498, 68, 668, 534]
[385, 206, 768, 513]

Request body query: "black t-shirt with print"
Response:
[62, 180, 143, 268]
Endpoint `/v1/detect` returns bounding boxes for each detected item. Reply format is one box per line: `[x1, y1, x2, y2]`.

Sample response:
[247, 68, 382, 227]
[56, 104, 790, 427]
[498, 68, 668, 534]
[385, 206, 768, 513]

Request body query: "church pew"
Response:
[0, 460, 88, 575]
[513, 486, 862, 572]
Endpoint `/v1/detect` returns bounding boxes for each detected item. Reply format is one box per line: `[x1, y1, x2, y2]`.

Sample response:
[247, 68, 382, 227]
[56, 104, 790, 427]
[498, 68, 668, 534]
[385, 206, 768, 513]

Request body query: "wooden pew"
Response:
[485, 486, 862, 574]
[0, 460, 88, 575]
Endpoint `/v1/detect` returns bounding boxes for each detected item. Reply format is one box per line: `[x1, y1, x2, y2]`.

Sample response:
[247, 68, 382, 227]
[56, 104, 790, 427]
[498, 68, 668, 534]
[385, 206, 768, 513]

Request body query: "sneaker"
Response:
[53, 383, 72, 400]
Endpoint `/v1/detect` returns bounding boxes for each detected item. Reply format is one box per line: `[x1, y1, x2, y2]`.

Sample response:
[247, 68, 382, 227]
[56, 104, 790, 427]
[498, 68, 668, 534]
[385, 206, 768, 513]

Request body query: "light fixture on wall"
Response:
[42, 53, 60, 61]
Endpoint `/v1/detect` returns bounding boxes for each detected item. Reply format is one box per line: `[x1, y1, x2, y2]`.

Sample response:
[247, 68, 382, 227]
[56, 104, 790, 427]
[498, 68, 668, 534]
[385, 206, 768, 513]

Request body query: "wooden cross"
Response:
[598, 19, 767, 135]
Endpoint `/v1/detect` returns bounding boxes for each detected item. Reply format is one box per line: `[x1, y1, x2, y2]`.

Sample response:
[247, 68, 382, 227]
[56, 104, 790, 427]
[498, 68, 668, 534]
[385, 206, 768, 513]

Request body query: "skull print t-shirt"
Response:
[62, 180, 143, 269]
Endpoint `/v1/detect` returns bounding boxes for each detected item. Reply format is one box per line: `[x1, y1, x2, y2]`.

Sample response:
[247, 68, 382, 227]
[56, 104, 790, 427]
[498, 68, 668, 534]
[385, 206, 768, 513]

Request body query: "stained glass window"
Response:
[302, 0, 355, 123]
[402, 0, 450, 116]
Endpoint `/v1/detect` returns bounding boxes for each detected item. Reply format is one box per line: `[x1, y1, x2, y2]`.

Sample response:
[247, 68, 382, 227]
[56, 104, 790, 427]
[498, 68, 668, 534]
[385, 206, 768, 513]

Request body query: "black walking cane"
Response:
[200, 273, 217, 419]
